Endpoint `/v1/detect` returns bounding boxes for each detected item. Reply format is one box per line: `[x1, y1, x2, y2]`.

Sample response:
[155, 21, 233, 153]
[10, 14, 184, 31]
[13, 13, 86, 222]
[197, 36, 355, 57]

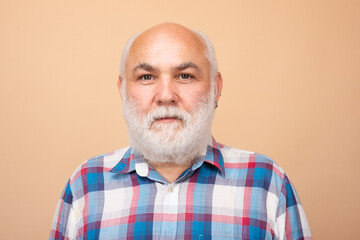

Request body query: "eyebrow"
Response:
[133, 63, 157, 73]
[133, 61, 200, 73]
[176, 62, 200, 71]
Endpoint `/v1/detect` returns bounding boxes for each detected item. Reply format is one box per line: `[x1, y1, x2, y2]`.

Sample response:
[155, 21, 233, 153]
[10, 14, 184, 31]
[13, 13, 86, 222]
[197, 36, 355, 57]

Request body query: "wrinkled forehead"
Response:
[126, 27, 208, 69]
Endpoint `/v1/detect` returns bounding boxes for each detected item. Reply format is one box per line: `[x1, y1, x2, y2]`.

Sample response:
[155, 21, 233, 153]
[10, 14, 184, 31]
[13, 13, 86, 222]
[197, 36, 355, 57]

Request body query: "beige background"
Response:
[1, 0, 359, 239]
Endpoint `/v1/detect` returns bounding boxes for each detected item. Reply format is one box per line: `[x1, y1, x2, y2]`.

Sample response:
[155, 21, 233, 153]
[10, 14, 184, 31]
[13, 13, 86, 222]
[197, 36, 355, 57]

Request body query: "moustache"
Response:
[145, 106, 190, 124]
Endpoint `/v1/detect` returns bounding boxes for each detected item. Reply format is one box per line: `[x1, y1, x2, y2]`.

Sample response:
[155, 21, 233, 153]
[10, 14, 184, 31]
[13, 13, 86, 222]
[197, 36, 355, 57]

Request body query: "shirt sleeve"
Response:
[276, 174, 312, 240]
[49, 180, 75, 240]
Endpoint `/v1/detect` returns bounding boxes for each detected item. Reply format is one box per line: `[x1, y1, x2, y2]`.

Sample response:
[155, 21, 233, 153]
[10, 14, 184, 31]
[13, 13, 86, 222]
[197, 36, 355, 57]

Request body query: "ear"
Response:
[214, 72, 223, 102]
[117, 75, 124, 100]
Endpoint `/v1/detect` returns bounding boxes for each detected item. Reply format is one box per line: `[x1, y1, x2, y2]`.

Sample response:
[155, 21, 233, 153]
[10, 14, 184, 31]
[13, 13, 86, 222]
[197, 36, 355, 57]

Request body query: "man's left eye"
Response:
[179, 74, 192, 79]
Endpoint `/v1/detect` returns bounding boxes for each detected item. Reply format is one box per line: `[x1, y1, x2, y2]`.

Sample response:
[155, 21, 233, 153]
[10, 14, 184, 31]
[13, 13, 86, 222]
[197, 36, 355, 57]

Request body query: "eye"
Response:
[179, 74, 193, 80]
[140, 74, 153, 80]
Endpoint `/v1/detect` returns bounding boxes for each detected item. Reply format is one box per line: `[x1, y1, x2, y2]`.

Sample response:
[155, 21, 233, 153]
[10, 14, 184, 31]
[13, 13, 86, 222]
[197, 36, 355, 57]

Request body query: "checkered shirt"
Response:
[50, 137, 311, 240]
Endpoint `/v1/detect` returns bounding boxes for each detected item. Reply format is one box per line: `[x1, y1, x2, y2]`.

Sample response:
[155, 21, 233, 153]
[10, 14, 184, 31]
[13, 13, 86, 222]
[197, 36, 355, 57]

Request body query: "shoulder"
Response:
[219, 144, 286, 180]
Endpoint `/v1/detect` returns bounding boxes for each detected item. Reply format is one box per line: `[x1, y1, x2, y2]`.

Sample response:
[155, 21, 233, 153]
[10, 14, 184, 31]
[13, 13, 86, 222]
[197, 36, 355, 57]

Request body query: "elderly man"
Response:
[50, 23, 311, 240]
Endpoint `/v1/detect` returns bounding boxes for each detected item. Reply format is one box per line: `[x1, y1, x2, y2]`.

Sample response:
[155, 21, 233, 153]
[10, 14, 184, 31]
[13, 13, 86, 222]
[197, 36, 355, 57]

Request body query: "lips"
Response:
[157, 116, 178, 120]
[155, 116, 181, 123]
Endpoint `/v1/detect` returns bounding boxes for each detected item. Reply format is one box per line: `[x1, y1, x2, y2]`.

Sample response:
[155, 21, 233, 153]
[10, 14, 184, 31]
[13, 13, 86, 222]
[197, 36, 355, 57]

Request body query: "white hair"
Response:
[193, 30, 218, 79]
[119, 32, 141, 80]
[119, 28, 218, 80]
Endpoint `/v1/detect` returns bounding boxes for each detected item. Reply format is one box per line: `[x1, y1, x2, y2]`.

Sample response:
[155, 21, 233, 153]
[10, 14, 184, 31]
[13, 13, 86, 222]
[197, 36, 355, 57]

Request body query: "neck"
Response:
[149, 161, 193, 183]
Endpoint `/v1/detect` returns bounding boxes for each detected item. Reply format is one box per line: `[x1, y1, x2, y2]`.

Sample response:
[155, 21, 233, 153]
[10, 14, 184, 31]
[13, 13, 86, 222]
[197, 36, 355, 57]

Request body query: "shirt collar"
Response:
[203, 136, 225, 177]
[109, 136, 225, 177]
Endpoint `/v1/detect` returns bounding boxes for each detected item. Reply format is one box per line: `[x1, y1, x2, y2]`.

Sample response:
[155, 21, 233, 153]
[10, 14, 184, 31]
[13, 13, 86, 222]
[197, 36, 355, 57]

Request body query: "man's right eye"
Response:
[140, 75, 153, 80]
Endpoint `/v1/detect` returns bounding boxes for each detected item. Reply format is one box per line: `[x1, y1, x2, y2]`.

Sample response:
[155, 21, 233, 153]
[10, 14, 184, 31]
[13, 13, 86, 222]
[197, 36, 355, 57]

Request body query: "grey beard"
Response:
[122, 90, 215, 166]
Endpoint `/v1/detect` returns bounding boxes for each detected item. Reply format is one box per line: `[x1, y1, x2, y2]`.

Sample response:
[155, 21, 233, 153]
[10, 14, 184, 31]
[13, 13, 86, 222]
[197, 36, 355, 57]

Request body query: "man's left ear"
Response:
[214, 72, 223, 102]
[117, 75, 124, 100]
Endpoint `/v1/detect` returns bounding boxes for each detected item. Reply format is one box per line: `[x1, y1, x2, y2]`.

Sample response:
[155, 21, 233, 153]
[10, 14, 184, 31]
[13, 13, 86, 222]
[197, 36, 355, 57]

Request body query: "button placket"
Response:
[160, 183, 179, 239]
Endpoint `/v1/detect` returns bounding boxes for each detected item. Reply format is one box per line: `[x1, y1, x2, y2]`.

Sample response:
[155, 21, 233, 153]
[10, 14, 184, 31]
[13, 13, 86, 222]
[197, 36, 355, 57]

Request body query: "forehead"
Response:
[126, 27, 208, 70]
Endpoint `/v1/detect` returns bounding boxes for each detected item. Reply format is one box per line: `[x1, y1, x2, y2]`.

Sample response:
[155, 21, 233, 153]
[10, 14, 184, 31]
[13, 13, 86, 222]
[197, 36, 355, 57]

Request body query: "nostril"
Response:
[156, 98, 177, 105]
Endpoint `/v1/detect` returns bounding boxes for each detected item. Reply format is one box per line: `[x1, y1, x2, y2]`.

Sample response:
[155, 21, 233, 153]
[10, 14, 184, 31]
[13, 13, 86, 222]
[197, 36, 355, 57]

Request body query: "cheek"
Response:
[182, 85, 211, 103]
[126, 89, 153, 111]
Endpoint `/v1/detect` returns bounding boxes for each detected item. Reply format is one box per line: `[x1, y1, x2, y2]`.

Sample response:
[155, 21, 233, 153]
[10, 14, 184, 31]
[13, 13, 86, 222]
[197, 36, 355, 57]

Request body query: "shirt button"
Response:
[168, 186, 173, 193]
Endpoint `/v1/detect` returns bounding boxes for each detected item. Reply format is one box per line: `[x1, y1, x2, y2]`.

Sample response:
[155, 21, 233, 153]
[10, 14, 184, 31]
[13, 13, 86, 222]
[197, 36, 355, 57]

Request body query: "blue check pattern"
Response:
[50, 137, 311, 239]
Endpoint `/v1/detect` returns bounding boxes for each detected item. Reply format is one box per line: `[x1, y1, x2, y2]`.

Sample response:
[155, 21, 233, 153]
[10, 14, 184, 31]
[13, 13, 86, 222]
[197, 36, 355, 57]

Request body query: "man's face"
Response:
[118, 24, 222, 165]
[122, 27, 213, 130]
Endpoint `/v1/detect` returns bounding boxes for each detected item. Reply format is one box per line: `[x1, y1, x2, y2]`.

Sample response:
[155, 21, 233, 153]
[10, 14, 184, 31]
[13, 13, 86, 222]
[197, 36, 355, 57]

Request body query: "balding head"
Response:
[120, 23, 218, 81]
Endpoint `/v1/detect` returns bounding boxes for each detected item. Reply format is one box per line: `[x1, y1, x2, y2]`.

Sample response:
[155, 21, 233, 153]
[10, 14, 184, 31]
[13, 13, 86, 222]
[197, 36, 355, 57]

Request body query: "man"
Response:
[50, 23, 311, 240]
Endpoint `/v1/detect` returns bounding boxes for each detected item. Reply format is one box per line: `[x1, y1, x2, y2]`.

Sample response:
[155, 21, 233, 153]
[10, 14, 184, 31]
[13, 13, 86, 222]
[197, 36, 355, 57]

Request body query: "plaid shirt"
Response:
[50, 137, 311, 240]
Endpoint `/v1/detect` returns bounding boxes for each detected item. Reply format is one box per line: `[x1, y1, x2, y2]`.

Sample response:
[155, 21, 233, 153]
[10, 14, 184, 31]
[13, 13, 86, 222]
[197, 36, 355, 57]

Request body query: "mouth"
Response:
[154, 116, 181, 123]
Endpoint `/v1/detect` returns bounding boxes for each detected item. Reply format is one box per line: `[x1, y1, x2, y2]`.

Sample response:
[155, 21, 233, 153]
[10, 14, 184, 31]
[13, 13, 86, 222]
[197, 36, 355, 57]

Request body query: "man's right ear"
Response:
[117, 75, 123, 100]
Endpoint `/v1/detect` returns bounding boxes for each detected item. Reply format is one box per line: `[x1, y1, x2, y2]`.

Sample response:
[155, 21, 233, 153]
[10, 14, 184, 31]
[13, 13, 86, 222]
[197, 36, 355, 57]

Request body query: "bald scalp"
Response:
[119, 23, 218, 80]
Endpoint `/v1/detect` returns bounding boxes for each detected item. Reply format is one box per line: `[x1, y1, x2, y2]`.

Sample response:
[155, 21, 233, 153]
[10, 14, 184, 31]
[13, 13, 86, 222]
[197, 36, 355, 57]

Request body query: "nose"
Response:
[154, 78, 179, 106]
